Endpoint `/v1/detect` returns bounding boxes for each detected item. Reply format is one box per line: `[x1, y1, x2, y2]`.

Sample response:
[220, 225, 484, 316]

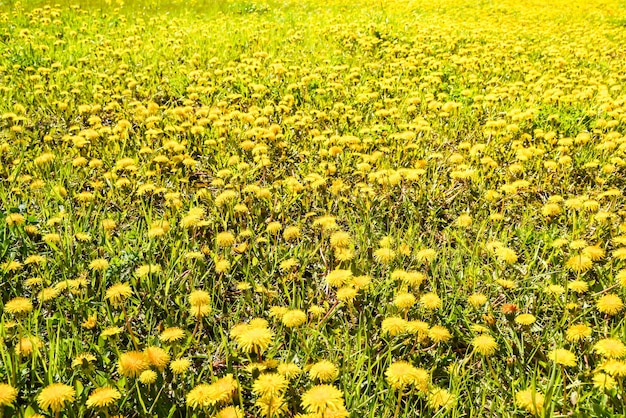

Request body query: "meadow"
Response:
[1, 0, 626, 416]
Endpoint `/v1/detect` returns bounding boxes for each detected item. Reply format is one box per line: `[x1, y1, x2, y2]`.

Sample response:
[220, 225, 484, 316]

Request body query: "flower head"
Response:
[515, 388, 544, 414]
[37, 383, 75, 412]
[301, 385, 346, 414]
[385, 361, 429, 391]
[0, 383, 18, 406]
[86, 386, 121, 409]
[472, 334, 498, 356]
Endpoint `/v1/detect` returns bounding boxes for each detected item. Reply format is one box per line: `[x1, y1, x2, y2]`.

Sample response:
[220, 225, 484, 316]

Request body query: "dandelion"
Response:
[385, 361, 429, 391]
[277, 362, 302, 379]
[565, 254, 593, 272]
[565, 324, 592, 342]
[420, 292, 442, 310]
[472, 334, 498, 356]
[416, 248, 437, 263]
[300, 385, 346, 414]
[381, 317, 408, 336]
[593, 372, 617, 390]
[594, 338, 626, 358]
[515, 388, 544, 414]
[170, 358, 192, 375]
[597, 294, 623, 315]
[216, 231, 235, 247]
[89, 258, 109, 271]
[37, 383, 75, 413]
[0, 383, 18, 406]
[393, 292, 416, 309]
[374, 247, 396, 263]
[186, 375, 238, 409]
[86, 386, 121, 409]
[427, 387, 455, 410]
[255, 394, 288, 417]
[139, 370, 157, 385]
[4, 297, 33, 315]
[324, 269, 352, 287]
[428, 325, 451, 343]
[144, 346, 170, 370]
[105, 283, 133, 306]
[160, 327, 185, 343]
[468, 293, 487, 307]
[283, 226, 301, 241]
[548, 349, 577, 367]
[336, 286, 358, 302]
[233, 323, 274, 355]
[215, 406, 244, 418]
[189, 290, 211, 306]
[568, 280, 588, 293]
[495, 247, 518, 263]
[309, 360, 339, 382]
[515, 314, 536, 325]
[117, 351, 149, 378]
[252, 373, 288, 398]
[281, 309, 307, 328]
[330, 231, 351, 248]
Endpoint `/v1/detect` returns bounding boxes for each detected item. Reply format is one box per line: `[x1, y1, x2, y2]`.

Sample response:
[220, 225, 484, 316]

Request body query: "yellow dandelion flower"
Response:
[170, 358, 192, 375]
[215, 406, 244, 418]
[428, 325, 451, 343]
[37, 383, 75, 412]
[565, 324, 592, 342]
[601, 359, 626, 377]
[420, 292, 442, 310]
[515, 388, 544, 414]
[189, 290, 211, 306]
[472, 334, 498, 356]
[427, 387, 455, 410]
[216, 231, 235, 247]
[582, 245, 605, 261]
[301, 385, 345, 414]
[393, 292, 416, 309]
[385, 361, 429, 391]
[565, 254, 593, 272]
[336, 286, 358, 302]
[159, 327, 185, 343]
[281, 310, 307, 328]
[117, 351, 149, 378]
[309, 360, 338, 382]
[252, 373, 288, 398]
[277, 362, 302, 379]
[0, 383, 18, 406]
[233, 325, 274, 355]
[381, 317, 408, 336]
[330, 231, 351, 248]
[105, 283, 133, 307]
[569, 280, 588, 293]
[86, 386, 121, 409]
[468, 293, 487, 307]
[515, 314, 536, 325]
[255, 394, 288, 417]
[548, 348, 577, 367]
[594, 338, 626, 358]
[324, 269, 353, 287]
[593, 372, 617, 390]
[416, 248, 437, 263]
[186, 374, 238, 409]
[373, 247, 396, 263]
[4, 297, 33, 315]
[139, 370, 157, 385]
[144, 346, 170, 371]
[597, 294, 623, 315]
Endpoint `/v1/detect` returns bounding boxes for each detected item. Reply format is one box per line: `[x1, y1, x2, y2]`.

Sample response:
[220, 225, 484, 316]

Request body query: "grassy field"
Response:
[1, 0, 626, 416]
